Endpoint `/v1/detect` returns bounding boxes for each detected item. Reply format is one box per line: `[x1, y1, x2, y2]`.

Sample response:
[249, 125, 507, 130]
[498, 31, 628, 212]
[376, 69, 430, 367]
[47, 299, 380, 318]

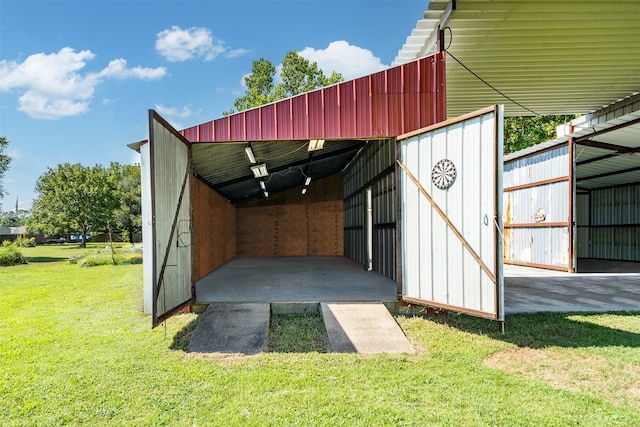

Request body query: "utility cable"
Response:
[443, 26, 543, 117]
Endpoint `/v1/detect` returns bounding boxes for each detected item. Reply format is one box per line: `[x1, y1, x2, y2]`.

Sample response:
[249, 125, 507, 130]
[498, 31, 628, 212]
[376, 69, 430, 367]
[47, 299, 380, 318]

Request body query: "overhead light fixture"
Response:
[245, 147, 256, 164]
[259, 181, 266, 190]
[304, 176, 311, 186]
[301, 188, 307, 195]
[251, 164, 268, 178]
[263, 191, 269, 199]
[308, 139, 325, 151]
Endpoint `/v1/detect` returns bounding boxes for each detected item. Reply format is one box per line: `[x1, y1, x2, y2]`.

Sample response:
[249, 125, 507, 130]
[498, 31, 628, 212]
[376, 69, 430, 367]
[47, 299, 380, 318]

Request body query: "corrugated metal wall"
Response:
[588, 183, 640, 261]
[180, 53, 446, 143]
[343, 139, 397, 280]
[503, 144, 571, 269]
[399, 106, 503, 319]
[149, 112, 194, 326]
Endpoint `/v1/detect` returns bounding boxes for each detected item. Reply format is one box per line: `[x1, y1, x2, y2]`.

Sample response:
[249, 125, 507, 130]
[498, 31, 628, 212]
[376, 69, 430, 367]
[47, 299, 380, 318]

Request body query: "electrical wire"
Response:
[442, 26, 543, 117]
[260, 141, 310, 162]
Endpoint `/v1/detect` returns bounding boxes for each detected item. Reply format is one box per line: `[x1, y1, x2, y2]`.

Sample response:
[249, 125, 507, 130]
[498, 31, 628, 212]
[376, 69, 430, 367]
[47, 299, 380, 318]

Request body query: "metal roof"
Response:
[394, 0, 640, 117]
[180, 54, 446, 204]
[505, 93, 640, 190]
[192, 139, 366, 204]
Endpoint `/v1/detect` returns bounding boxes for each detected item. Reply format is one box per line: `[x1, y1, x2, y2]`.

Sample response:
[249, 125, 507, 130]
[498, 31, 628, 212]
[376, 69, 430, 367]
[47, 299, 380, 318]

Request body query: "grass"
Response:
[1, 243, 639, 426]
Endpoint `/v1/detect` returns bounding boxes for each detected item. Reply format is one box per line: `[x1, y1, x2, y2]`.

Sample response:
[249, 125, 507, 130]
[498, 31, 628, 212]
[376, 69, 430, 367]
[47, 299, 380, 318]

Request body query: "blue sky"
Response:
[0, 0, 427, 212]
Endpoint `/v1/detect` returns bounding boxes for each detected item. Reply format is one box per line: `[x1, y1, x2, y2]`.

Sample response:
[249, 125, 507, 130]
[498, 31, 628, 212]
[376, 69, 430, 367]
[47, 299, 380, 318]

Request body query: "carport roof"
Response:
[393, 0, 640, 117]
[505, 93, 640, 190]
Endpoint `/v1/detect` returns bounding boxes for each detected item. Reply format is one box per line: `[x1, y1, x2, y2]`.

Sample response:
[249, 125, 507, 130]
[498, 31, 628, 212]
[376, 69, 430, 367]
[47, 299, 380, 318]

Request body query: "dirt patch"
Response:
[484, 347, 640, 408]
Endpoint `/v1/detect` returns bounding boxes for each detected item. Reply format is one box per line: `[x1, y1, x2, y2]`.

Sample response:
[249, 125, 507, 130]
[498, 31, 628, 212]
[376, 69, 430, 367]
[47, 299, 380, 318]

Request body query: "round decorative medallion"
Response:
[431, 159, 457, 189]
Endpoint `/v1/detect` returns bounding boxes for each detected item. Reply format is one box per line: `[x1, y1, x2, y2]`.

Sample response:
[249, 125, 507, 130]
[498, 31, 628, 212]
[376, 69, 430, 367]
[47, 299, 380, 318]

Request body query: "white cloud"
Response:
[0, 47, 167, 120]
[156, 26, 225, 62]
[299, 40, 387, 81]
[155, 103, 192, 119]
[226, 48, 250, 59]
[154, 103, 194, 129]
[98, 58, 167, 79]
[7, 149, 23, 159]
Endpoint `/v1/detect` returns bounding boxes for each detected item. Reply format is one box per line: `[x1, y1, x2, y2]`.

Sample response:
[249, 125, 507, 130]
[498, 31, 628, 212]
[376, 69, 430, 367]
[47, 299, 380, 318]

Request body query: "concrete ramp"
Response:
[188, 303, 270, 355]
[321, 303, 415, 354]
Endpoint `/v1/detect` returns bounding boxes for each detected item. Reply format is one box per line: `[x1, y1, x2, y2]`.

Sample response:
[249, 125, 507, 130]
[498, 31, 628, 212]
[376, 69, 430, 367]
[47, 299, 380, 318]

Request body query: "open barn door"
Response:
[398, 106, 504, 321]
[149, 110, 194, 328]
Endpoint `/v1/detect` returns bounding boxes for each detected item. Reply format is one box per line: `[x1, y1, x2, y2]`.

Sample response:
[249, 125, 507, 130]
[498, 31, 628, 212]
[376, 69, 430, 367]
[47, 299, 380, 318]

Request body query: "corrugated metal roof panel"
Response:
[181, 53, 446, 143]
[394, 0, 640, 117]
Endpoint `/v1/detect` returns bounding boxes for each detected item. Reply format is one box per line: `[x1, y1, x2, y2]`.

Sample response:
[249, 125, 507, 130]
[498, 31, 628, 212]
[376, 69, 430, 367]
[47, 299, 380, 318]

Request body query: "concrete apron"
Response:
[188, 302, 415, 355]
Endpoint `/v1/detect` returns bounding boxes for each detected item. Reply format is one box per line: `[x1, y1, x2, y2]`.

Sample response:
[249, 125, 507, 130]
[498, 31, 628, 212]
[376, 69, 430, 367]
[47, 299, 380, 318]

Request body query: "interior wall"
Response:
[587, 183, 640, 262]
[343, 139, 397, 280]
[193, 177, 237, 280]
[236, 173, 344, 256]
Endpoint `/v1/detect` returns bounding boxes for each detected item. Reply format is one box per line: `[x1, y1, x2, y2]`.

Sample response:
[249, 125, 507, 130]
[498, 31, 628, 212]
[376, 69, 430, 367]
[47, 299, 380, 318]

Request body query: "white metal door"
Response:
[398, 106, 504, 320]
[149, 110, 194, 327]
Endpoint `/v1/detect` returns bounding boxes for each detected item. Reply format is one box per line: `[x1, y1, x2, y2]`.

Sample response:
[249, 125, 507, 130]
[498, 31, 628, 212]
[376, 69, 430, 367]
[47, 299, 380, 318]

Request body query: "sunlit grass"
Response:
[1, 244, 639, 426]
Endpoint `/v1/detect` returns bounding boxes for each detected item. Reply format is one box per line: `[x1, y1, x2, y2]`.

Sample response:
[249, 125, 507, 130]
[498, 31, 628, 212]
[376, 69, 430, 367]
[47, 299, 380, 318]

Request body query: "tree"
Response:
[0, 211, 19, 227]
[228, 51, 343, 114]
[278, 51, 342, 97]
[0, 136, 12, 200]
[29, 163, 119, 247]
[109, 163, 142, 244]
[504, 115, 579, 154]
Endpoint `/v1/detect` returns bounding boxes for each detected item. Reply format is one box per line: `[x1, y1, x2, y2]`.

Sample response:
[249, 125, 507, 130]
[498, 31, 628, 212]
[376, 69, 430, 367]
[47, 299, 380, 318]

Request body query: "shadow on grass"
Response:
[169, 312, 330, 354]
[409, 311, 640, 349]
[169, 315, 201, 352]
[25, 256, 69, 263]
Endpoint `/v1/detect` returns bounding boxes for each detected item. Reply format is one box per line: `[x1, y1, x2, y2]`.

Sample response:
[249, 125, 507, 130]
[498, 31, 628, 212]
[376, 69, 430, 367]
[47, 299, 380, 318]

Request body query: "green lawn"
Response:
[1, 244, 639, 426]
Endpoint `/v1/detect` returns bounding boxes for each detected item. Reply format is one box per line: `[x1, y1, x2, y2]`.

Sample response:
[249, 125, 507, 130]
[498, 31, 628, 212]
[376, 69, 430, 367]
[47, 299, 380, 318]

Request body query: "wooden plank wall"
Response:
[193, 177, 236, 280]
[236, 173, 344, 256]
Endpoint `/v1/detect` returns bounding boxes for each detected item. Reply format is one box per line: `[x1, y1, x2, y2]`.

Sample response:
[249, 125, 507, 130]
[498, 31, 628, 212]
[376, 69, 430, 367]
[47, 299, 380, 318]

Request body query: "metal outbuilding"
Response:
[503, 94, 640, 271]
[395, 0, 640, 273]
[131, 52, 508, 327]
[132, 0, 640, 327]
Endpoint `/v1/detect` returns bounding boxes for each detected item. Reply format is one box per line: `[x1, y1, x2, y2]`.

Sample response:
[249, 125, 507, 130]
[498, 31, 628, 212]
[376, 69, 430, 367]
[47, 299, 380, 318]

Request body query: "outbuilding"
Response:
[131, 0, 640, 327]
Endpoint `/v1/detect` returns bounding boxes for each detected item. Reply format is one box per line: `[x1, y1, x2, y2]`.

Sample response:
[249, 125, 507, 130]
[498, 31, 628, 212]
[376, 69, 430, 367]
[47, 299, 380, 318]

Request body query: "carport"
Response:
[503, 95, 640, 272]
[395, 0, 640, 274]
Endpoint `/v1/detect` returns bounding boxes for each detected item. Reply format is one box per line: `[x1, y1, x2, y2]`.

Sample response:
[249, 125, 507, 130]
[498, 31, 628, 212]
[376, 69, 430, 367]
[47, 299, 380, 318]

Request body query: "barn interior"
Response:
[190, 137, 401, 304]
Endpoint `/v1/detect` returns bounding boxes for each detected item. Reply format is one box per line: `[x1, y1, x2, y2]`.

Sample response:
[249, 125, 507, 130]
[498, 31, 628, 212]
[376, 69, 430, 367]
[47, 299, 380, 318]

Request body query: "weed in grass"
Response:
[0, 244, 25, 266]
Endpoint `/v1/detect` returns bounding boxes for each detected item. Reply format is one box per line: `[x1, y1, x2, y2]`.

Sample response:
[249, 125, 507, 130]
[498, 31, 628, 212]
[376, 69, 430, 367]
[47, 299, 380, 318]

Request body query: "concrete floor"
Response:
[195, 256, 640, 314]
[196, 256, 398, 303]
[504, 262, 640, 314]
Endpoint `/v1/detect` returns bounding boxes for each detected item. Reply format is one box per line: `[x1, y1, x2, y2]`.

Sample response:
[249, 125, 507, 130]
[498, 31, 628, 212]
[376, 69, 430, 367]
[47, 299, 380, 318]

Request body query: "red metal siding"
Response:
[292, 95, 309, 140]
[260, 104, 277, 140]
[245, 109, 260, 140]
[355, 76, 372, 136]
[387, 66, 403, 136]
[275, 99, 293, 140]
[180, 52, 446, 143]
[323, 85, 340, 138]
[308, 90, 324, 138]
[371, 69, 388, 136]
[339, 81, 356, 137]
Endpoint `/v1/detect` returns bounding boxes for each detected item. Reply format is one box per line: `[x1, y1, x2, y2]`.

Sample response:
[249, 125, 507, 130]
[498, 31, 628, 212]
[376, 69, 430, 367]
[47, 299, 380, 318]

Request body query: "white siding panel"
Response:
[400, 106, 503, 319]
[504, 227, 569, 267]
[504, 145, 568, 188]
[141, 143, 153, 314]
